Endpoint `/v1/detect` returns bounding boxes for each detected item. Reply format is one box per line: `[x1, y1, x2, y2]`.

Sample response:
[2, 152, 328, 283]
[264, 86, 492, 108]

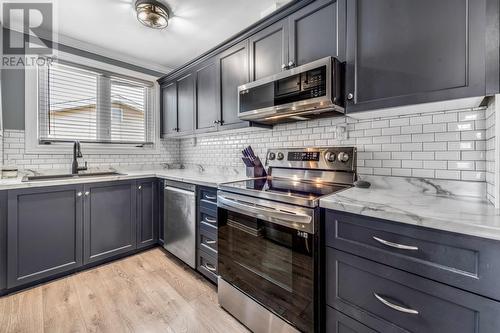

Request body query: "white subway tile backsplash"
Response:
[2, 105, 489, 184]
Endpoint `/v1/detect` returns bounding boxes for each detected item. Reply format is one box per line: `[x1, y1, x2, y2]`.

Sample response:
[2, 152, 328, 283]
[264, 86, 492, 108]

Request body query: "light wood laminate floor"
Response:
[0, 248, 249, 333]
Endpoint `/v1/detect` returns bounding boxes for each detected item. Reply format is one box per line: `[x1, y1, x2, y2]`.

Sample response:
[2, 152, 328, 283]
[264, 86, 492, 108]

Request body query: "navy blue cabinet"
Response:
[0, 191, 8, 292]
[288, 0, 345, 66]
[196, 186, 218, 283]
[136, 178, 159, 249]
[7, 185, 84, 288]
[326, 249, 500, 333]
[324, 209, 500, 333]
[83, 180, 137, 264]
[3, 178, 159, 293]
[345, 0, 493, 112]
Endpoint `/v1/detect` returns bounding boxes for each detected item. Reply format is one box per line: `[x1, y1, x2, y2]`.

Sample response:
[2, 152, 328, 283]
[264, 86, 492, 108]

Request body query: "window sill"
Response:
[25, 139, 164, 156]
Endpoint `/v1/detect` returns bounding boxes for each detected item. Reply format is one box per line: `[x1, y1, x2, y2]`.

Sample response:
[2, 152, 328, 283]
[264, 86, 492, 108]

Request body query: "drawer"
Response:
[199, 227, 217, 255]
[325, 210, 500, 301]
[326, 249, 500, 333]
[197, 249, 218, 283]
[199, 187, 217, 208]
[326, 307, 378, 333]
[199, 205, 217, 232]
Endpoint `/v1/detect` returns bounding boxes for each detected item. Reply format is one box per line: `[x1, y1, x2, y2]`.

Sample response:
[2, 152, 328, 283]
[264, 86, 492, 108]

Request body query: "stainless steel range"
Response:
[217, 147, 357, 333]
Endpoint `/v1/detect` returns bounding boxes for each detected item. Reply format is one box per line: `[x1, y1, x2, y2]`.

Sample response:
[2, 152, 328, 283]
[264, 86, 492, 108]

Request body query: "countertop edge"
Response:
[319, 198, 500, 242]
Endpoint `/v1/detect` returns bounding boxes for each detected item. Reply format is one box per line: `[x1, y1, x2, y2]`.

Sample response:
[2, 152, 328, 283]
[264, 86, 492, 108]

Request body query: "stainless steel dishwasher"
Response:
[163, 180, 196, 268]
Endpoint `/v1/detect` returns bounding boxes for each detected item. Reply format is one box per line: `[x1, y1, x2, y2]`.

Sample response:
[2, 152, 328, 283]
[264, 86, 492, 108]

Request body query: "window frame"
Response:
[25, 50, 162, 155]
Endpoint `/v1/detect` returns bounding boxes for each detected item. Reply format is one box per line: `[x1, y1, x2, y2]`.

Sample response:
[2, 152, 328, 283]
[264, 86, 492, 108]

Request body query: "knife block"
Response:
[242, 155, 267, 178]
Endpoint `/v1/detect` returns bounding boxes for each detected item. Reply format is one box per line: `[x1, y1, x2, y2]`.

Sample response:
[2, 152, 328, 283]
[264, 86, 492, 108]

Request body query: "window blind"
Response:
[38, 61, 154, 144]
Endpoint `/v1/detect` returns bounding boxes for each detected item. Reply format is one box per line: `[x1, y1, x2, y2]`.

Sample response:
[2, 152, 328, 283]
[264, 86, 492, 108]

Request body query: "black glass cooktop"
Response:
[221, 177, 348, 201]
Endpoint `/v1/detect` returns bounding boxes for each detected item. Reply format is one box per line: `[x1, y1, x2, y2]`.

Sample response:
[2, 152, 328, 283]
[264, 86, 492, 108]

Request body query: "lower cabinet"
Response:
[5, 178, 159, 291]
[324, 209, 500, 333]
[326, 307, 377, 333]
[196, 186, 218, 283]
[0, 191, 6, 292]
[7, 185, 84, 288]
[83, 181, 137, 264]
[136, 178, 159, 249]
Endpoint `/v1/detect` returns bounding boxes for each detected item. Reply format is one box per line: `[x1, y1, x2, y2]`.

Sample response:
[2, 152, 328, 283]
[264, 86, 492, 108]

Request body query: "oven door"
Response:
[217, 191, 316, 333]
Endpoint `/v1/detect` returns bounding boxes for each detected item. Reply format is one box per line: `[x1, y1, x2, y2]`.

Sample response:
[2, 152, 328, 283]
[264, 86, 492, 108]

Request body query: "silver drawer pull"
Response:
[204, 263, 216, 272]
[374, 293, 419, 315]
[205, 240, 216, 245]
[204, 194, 217, 200]
[204, 217, 216, 224]
[373, 236, 419, 251]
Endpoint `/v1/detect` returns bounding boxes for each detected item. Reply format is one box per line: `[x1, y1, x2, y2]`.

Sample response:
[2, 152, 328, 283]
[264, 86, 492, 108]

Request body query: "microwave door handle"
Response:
[218, 195, 312, 225]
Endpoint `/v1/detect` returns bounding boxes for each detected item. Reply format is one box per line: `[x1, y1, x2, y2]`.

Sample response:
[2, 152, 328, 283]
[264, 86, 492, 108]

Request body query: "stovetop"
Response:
[218, 147, 357, 208]
[218, 176, 350, 208]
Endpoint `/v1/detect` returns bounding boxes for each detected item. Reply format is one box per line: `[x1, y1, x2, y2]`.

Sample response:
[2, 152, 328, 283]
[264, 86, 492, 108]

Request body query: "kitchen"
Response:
[0, 0, 499, 332]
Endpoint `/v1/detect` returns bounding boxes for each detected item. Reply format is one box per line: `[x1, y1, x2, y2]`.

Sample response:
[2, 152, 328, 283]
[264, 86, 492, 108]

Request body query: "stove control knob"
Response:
[277, 152, 285, 160]
[325, 152, 336, 162]
[338, 152, 350, 163]
[268, 152, 276, 160]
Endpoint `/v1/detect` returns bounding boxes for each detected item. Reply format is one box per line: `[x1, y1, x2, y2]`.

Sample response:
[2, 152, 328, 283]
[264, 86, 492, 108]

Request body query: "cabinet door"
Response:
[161, 82, 178, 135]
[0, 191, 6, 291]
[136, 179, 158, 249]
[177, 73, 195, 134]
[83, 181, 136, 264]
[7, 185, 84, 288]
[158, 180, 164, 245]
[195, 60, 220, 131]
[249, 19, 289, 81]
[219, 41, 249, 128]
[346, 0, 487, 112]
[289, 0, 346, 66]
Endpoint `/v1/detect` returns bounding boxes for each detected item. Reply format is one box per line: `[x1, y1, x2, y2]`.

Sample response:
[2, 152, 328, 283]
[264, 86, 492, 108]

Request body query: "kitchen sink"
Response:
[22, 171, 125, 182]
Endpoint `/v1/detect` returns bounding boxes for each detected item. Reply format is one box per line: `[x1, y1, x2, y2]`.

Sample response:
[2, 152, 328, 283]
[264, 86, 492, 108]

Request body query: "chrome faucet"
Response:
[72, 141, 88, 175]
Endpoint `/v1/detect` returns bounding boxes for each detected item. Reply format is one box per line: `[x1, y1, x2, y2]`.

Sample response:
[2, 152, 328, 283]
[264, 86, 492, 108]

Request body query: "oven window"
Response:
[218, 209, 314, 333]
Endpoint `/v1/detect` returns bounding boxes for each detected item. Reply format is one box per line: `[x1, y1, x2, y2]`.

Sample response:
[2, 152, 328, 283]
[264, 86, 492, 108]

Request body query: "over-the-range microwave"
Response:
[238, 56, 344, 124]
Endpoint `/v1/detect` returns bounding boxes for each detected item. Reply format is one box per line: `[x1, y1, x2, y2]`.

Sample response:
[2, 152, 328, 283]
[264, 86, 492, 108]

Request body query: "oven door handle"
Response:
[218, 195, 312, 226]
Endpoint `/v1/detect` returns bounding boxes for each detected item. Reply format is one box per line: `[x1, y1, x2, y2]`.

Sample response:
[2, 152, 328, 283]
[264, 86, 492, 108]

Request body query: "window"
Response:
[37, 61, 154, 144]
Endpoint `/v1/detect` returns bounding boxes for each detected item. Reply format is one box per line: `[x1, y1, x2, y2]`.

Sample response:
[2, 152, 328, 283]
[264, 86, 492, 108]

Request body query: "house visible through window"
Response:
[38, 61, 154, 144]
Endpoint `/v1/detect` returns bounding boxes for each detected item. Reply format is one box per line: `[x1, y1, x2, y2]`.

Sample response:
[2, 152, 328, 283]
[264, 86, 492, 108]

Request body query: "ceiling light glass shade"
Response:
[135, 0, 170, 29]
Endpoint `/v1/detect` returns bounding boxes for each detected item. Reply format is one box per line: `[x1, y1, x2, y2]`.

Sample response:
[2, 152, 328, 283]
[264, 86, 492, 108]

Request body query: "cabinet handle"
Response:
[84, 191, 90, 196]
[204, 263, 217, 272]
[204, 217, 216, 224]
[204, 194, 217, 201]
[288, 61, 295, 67]
[347, 93, 354, 100]
[373, 293, 419, 315]
[138, 185, 142, 190]
[372, 236, 419, 251]
[281, 63, 287, 70]
[205, 240, 216, 245]
[77, 192, 83, 197]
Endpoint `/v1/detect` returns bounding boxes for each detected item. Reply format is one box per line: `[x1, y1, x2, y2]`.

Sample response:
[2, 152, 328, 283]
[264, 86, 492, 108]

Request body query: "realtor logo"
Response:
[1, 1, 56, 68]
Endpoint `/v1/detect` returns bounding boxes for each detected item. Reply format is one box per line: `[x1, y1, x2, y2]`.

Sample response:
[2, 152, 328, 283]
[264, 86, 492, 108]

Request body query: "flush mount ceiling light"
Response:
[135, 0, 170, 29]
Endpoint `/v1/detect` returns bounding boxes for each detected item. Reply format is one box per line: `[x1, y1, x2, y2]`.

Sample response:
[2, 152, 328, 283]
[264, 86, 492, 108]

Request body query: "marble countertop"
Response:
[319, 175, 500, 241]
[0, 165, 248, 190]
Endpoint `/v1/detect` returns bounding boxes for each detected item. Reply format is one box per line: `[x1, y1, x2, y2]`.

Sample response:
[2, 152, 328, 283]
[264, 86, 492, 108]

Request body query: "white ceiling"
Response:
[45, 0, 288, 74]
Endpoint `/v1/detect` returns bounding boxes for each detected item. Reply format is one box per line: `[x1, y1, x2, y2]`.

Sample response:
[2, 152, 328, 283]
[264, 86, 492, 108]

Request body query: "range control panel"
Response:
[266, 147, 356, 171]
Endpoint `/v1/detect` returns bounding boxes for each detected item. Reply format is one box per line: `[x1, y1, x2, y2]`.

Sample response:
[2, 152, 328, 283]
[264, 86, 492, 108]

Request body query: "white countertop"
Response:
[0, 166, 248, 190]
[319, 175, 500, 241]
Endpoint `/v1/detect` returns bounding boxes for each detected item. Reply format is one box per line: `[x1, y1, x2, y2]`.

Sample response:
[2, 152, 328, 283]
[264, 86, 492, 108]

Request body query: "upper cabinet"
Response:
[345, 0, 491, 112]
[195, 59, 220, 132]
[161, 82, 177, 136]
[289, 0, 345, 66]
[176, 73, 195, 134]
[218, 41, 250, 129]
[160, 0, 499, 132]
[249, 19, 289, 81]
